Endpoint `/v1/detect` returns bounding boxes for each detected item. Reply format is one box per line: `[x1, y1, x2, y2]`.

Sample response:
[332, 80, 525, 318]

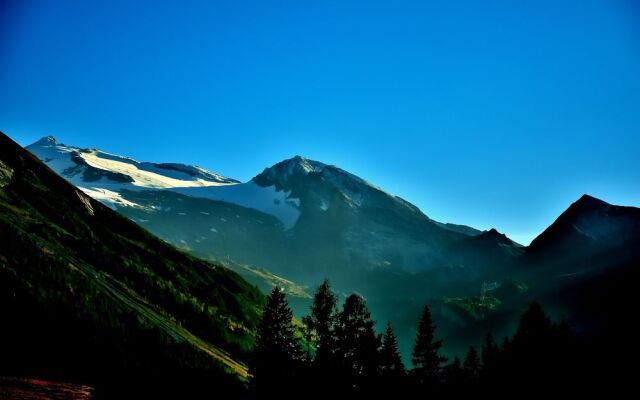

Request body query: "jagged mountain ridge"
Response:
[27, 136, 506, 285]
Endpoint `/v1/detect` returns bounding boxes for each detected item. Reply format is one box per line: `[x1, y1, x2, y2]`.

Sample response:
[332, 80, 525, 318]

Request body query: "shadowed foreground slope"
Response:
[0, 131, 264, 398]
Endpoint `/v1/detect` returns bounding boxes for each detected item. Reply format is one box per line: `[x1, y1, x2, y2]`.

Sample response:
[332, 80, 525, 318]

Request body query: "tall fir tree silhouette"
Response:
[481, 332, 499, 369]
[412, 305, 447, 386]
[481, 331, 500, 382]
[335, 294, 381, 392]
[251, 287, 302, 394]
[463, 345, 480, 383]
[508, 302, 585, 392]
[513, 302, 552, 346]
[380, 322, 405, 376]
[443, 356, 465, 388]
[308, 279, 338, 370]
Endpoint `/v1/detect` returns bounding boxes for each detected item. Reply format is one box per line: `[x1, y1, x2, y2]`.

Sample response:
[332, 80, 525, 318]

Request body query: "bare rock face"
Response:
[76, 190, 95, 216]
[0, 160, 13, 188]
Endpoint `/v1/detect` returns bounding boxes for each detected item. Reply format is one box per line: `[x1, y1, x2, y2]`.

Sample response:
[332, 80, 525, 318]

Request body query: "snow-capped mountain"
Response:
[27, 136, 519, 287]
[29, 135, 238, 188]
[27, 136, 302, 228]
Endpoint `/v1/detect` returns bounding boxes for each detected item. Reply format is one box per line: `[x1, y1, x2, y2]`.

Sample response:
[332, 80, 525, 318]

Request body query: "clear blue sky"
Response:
[2, 0, 640, 244]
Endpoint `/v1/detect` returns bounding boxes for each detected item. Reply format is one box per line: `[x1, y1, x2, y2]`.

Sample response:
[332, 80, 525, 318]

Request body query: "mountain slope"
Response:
[23, 136, 530, 360]
[447, 228, 524, 274]
[524, 194, 640, 276]
[27, 138, 515, 287]
[0, 131, 264, 397]
[252, 156, 472, 277]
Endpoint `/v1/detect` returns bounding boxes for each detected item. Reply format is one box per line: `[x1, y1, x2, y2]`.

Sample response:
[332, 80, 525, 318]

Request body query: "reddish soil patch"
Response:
[0, 376, 93, 400]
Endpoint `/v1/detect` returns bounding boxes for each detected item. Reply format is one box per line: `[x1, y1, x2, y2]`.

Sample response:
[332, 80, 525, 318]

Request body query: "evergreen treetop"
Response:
[412, 304, 447, 382]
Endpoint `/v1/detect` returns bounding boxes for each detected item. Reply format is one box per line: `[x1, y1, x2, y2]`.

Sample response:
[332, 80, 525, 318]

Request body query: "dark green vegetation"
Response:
[253, 281, 635, 397]
[0, 132, 264, 398]
[250, 288, 302, 395]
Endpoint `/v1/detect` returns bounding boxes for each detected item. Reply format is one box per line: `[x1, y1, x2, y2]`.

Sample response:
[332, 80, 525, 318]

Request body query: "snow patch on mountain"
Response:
[27, 136, 237, 190]
[29, 137, 78, 173]
[79, 187, 144, 209]
[78, 151, 233, 189]
[28, 139, 398, 230]
[27, 136, 305, 227]
[174, 182, 301, 229]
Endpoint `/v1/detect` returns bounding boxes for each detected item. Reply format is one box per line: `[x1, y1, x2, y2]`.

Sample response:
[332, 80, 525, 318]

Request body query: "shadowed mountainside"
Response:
[0, 131, 264, 398]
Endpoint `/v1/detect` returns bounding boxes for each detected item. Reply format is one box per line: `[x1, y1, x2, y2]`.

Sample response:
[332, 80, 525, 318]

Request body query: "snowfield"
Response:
[26, 136, 302, 228]
[80, 151, 232, 189]
[79, 187, 144, 209]
[174, 182, 301, 229]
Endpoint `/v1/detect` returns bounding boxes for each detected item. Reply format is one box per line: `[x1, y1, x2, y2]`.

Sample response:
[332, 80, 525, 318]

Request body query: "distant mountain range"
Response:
[1, 132, 263, 397]
[26, 136, 519, 280]
[24, 135, 640, 359]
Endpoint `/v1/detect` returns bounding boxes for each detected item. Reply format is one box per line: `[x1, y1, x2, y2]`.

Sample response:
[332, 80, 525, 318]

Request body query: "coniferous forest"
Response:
[250, 279, 633, 398]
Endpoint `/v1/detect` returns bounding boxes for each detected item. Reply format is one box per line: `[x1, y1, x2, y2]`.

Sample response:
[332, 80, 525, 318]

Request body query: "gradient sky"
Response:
[2, 0, 640, 244]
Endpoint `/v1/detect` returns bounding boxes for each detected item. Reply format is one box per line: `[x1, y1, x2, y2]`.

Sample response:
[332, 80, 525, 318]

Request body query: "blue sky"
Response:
[2, 0, 640, 244]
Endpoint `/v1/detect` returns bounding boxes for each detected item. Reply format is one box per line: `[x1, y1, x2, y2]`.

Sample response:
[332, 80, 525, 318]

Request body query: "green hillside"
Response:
[0, 131, 264, 397]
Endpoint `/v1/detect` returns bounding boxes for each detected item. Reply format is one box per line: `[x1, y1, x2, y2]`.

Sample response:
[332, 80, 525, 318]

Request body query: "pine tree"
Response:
[251, 287, 302, 393]
[507, 302, 573, 391]
[308, 279, 338, 369]
[513, 302, 552, 346]
[463, 345, 480, 382]
[443, 356, 464, 389]
[335, 294, 381, 391]
[379, 322, 405, 376]
[411, 305, 447, 385]
[481, 332, 500, 380]
[481, 332, 499, 368]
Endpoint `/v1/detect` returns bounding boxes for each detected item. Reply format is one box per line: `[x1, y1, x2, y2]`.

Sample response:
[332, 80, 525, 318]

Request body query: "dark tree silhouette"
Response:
[411, 305, 447, 387]
[513, 302, 552, 345]
[481, 333, 499, 371]
[496, 302, 583, 394]
[379, 322, 405, 376]
[463, 345, 480, 384]
[443, 356, 465, 389]
[335, 294, 381, 392]
[251, 287, 302, 394]
[307, 279, 338, 371]
[480, 331, 500, 385]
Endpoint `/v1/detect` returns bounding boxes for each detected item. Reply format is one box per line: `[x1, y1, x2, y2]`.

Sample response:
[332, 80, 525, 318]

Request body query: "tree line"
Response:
[250, 280, 586, 397]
